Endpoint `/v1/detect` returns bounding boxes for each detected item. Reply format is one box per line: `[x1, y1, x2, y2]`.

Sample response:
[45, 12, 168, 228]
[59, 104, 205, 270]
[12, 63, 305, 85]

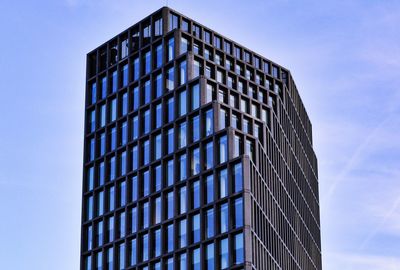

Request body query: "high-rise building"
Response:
[81, 7, 321, 270]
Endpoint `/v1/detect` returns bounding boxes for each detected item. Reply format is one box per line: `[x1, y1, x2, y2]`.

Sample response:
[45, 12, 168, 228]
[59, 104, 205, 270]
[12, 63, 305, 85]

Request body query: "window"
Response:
[155, 134, 162, 160]
[191, 148, 200, 175]
[167, 97, 174, 122]
[121, 93, 128, 116]
[234, 233, 244, 264]
[233, 135, 241, 158]
[107, 248, 113, 270]
[108, 216, 114, 242]
[142, 170, 150, 197]
[143, 139, 150, 165]
[206, 84, 213, 104]
[96, 251, 102, 270]
[87, 167, 94, 192]
[206, 208, 214, 238]
[143, 109, 150, 134]
[156, 44, 163, 68]
[224, 41, 231, 54]
[130, 238, 137, 266]
[131, 208, 137, 233]
[192, 115, 200, 142]
[234, 197, 243, 228]
[167, 191, 174, 219]
[246, 140, 254, 160]
[118, 212, 126, 238]
[144, 80, 151, 104]
[119, 181, 126, 207]
[193, 43, 200, 55]
[180, 37, 189, 55]
[167, 128, 174, 154]
[110, 127, 116, 150]
[143, 23, 151, 45]
[272, 65, 279, 78]
[133, 86, 139, 111]
[179, 90, 187, 116]
[179, 186, 187, 214]
[192, 248, 200, 270]
[179, 219, 187, 248]
[206, 243, 214, 270]
[97, 191, 104, 216]
[193, 60, 201, 78]
[192, 180, 200, 209]
[205, 141, 213, 170]
[142, 233, 149, 261]
[131, 176, 138, 202]
[220, 238, 229, 269]
[204, 30, 211, 44]
[205, 175, 214, 204]
[133, 58, 140, 81]
[179, 122, 187, 148]
[219, 169, 228, 199]
[99, 162, 105, 185]
[219, 135, 228, 163]
[154, 18, 163, 37]
[264, 61, 270, 74]
[192, 214, 200, 243]
[110, 98, 117, 122]
[167, 67, 174, 91]
[220, 203, 229, 233]
[122, 64, 128, 87]
[131, 145, 138, 171]
[111, 70, 118, 93]
[167, 159, 174, 186]
[191, 84, 200, 110]
[182, 19, 189, 32]
[180, 253, 187, 270]
[169, 14, 178, 31]
[167, 223, 174, 252]
[155, 103, 162, 128]
[109, 156, 116, 180]
[154, 165, 162, 191]
[142, 201, 149, 228]
[219, 109, 227, 131]
[96, 221, 103, 247]
[205, 109, 213, 136]
[100, 105, 106, 127]
[166, 257, 173, 270]
[214, 36, 221, 49]
[88, 138, 95, 161]
[154, 196, 162, 224]
[167, 37, 175, 62]
[86, 225, 92, 251]
[179, 60, 187, 85]
[154, 228, 161, 257]
[180, 154, 187, 182]
[101, 77, 107, 99]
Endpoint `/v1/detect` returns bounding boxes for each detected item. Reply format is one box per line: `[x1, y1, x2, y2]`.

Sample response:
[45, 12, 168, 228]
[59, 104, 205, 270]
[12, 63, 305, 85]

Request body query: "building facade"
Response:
[81, 7, 321, 270]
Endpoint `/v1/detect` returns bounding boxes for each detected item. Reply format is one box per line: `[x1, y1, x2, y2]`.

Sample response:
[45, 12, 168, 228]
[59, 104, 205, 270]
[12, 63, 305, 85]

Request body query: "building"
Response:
[81, 6, 321, 270]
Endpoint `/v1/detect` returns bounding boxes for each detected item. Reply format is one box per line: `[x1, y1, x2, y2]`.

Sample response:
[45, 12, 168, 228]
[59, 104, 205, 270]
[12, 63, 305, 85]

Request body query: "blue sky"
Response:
[0, 0, 399, 269]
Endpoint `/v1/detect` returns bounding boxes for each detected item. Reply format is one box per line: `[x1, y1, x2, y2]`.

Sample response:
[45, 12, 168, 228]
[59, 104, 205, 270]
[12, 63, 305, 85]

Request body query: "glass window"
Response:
[155, 44, 163, 69]
[142, 233, 149, 261]
[205, 109, 213, 136]
[167, 191, 174, 219]
[108, 216, 114, 242]
[169, 14, 178, 31]
[246, 140, 254, 160]
[206, 208, 214, 238]
[219, 168, 228, 199]
[206, 243, 214, 270]
[179, 186, 187, 214]
[118, 243, 125, 269]
[234, 197, 243, 228]
[272, 65, 279, 78]
[110, 98, 117, 122]
[204, 30, 211, 44]
[143, 109, 150, 134]
[155, 103, 162, 128]
[191, 147, 200, 175]
[88, 138, 95, 161]
[166, 257, 173, 270]
[109, 156, 116, 180]
[133, 86, 139, 111]
[167, 97, 174, 122]
[133, 58, 140, 81]
[167, 37, 175, 62]
[167, 67, 174, 91]
[90, 82, 97, 105]
[192, 180, 200, 209]
[97, 191, 104, 216]
[179, 90, 187, 116]
[154, 18, 163, 37]
[154, 196, 162, 224]
[119, 181, 126, 207]
[118, 212, 126, 238]
[107, 248, 114, 270]
[192, 248, 200, 270]
[180, 154, 187, 181]
[96, 221, 103, 247]
[111, 70, 118, 93]
[154, 165, 162, 191]
[205, 175, 214, 204]
[155, 73, 162, 98]
[224, 41, 231, 54]
[131, 145, 138, 171]
[180, 253, 187, 270]
[155, 134, 162, 160]
[131, 206, 137, 233]
[144, 80, 151, 104]
[220, 203, 229, 233]
[180, 37, 189, 55]
[167, 159, 174, 186]
[86, 225, 93, 251]
[192, 214, 200, 243]
[206, 84, 213, 104]
[219, 135, 228, 163]
[110, 127, 116, 150]
[99, 162, 105, 185]
[167, 128, 174, 154]
[219, 109, 227, 131]
[122, 64, 128, 87]
[234, 233, 244, 264]
[192, 115, 200, 142]
[193, 24, 201, 38]
[121, 93, 128, 116]
[193, 60, 201, 78]
[100, 104, 106, 127]
[96, 251, 102, 270]
[130, 238, 137, 266]
[179, 219, 187, 248]
[144, 51, 151, 74]
[154, 228, 161, 257]
[142, 201, 149, 228]
[167, 223, 174, 252]
[143, 139, 150, 165]
[220, 238, 229, 269]
[233, 136, 241, 158]
[89, 110, 96, 133]
[179, 122, 187, 148]
[143, 170, 150, 196]
[191, 84, 200, 110]
[205, 141, 213, 170]
[182, 19, 189, 32]
[131, 175, 138, 201]
[87, 167, 94, 192]
[214, 36, 221, 49]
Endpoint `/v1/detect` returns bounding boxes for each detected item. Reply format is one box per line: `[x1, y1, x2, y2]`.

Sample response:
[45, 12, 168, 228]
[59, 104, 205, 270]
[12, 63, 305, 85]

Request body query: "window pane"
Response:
[192, 115, 200, 142]
[234, 162, 243, 192]
[167, 224, 174, 252]
[219, 169, 228, 198]
[234, 197, 243, 228]
[205, 109, 213, 136]
[179, 219, 187, 248]
[205, 175, 214, 204]
[156, 44, 163, 68]
[179, 186, 187, 214]
[179, 90, 187, 116]
[192, 148, 200, 175]
[192, 214, 200, 243]
[219, 136, 228, 163]
[220, 203, 229, 233]
[179, 122, 187, 148]
[167, 97, 174, 122]
[220, 238, 229, 269]
[206, 243, 214, 270]
[191, 84, 200, 110]
[167, 67, 174, 91]
[205, 141, 213, 170]
[206, 208, 214, 238]
[180, 154, 187, 181]
[192, 180, 200, 209]
[167, 159, 174, 186]
[167, 191, 174, 219]
[167, 37, 175, 62]
[192, 248, 200, 270]
[167, 128, 174, 154]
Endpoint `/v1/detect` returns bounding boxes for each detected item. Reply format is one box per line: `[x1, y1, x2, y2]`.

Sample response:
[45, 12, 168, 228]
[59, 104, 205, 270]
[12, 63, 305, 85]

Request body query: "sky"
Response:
[0, 0, 399, 269]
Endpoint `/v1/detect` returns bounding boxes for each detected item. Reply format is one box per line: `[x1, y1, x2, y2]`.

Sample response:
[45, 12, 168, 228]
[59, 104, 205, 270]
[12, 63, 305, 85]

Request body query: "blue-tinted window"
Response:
[144, 51, 151, 74]
[91, 82, 97, 104]
[167, 191, 174, 219]
[167, 37, 175, 62]
[220, 203, 229, 233]
[192, 214, 200, 243]
[167, 67, 174, 91]
[143, 170, 150, 196]
[133, 58, 140, 81]
[167, 224, 174, 252]
[131, 175, 138, 201]
[179, 219, 187, 248]
[166, 257, 173, 270]
[179, 186, 187, 214]
[191, 84, 200, 110]
[99, 162, 105, 185]
[219, 168, 228, 198]
[179, 90, 187, 116]
[143, 109, 150, 134]
[156, 44, 163, 68]
[155, 73, 162, 98]
[206, 208, 214, 238]
[154, 228, 161, 257]
[205, 141, 213, 170]
[96, 251, 102, 270]
[108, 186, 115, 212]
[205, 109, 213, 136]
[89, 138, 95, 161]
[118, 212, 125, 238]
[143, 140, 150, 165]
[220, 238, 229, 269]
[167, 128, 174, 154]
[142, 201, 149, 228]
[131, 145, 138, 171]
[122, 64, 128, 87]
[192, 180, 200, 209]
[180, 253, 187, 270]
[121, 121, 127, 146]
[155, 103, 162, 128]
[154, 165, 162, 192]
[180, 37, 188, 55]
[168, 14, 178, 31]
[179, 61, 187, 85]
[119, 181, 126, 207]
[87, 225, 92, 250]
[97, 191, 104, 216]
[133, 86, 139, 111]
[96, 221, 103, 247]
[234, 197, 243, 228]
[100, 105, 106, 127]
[109, 156, 116, 180]
[179, 154, 187, 182]
[155, 196, 161, 224]
[206, 175, 214, 204]
[121, 92, 128, 115]
[110, 127, 116, 150]
[155, 134, 162, 160]
[234, 233, 244, 264]
[167, 159, 174, 186]
[179, 122, 187, 148]
[101, 77, 107, 99]
[107, 247, 113, 270]
[206, 243, 214, 270]
[130, 238, 137, 266]
[87, 167, 94, 192]
[167, 97, 174, 122]
[110, 98, 117, 122]
[192, 148, 200, 175]
[219, 135, 228, 163]
[144, 80, 151, 104]
[142, 233, 149, 261]
[192, 248, 200, 270]
[112, 71, 118, 93]
[192, 115, 200, 142]
[131, 206, 137, 233]
[233, 163, 243, 192]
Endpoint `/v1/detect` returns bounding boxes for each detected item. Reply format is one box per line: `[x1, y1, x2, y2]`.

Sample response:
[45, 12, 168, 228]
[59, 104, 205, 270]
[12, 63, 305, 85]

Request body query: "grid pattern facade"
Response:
[81, 7, 321, 270]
